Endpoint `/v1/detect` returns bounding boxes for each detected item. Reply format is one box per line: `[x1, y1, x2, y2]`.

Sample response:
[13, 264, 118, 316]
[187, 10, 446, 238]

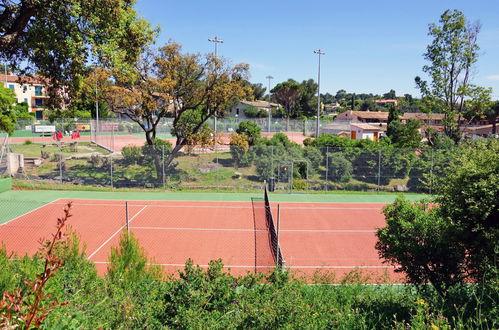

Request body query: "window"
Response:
[23, 85, 27, 93]
[35, 111, 43, 120]
[35, 99, 43, 106]
[24, 98, 28, 103]
[236, 108, 240, 116]
[35, 86, 42, 96]
[8, 84, 14, 89]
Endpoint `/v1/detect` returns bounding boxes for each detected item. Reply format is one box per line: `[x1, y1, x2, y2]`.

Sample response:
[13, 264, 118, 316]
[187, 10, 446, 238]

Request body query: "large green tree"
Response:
[415, 9, 492, 141]
[248, 82, 266, 100]
[271, 80, 301, 131]
[377, 139, 499, 297]
[0, 0, 156, 108]
[297, 79, 318, 117]
[105, 43, 251, 178]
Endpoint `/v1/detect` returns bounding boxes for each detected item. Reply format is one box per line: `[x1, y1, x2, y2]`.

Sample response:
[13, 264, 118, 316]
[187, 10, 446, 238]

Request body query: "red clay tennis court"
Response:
[0, 198, 398, 280]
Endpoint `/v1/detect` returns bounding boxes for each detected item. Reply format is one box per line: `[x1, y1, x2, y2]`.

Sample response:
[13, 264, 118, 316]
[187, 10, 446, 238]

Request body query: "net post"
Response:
[125, 201, 129, 233]
[276, 203, 280, 268]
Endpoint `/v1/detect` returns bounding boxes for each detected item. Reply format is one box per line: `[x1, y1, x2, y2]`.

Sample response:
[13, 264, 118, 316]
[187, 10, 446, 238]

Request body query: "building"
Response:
[335, 110, 447, 126]
[374, 99, 398, 107]
[229, 100, 280, 120]
[350, 123, 386, 141]
[1, 73, 50, 119]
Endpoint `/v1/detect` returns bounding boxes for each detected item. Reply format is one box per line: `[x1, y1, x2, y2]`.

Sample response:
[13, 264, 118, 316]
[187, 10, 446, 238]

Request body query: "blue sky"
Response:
[135, 0, 499, 99]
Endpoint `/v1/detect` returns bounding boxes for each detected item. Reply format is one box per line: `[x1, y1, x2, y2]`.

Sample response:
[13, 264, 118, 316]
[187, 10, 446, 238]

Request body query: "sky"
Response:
[134, 0, 499, 99]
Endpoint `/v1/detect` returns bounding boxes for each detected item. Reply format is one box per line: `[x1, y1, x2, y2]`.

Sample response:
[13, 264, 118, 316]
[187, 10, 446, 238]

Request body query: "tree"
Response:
[271, 80, 301, 131]
[415, 9, 491, 141]
[377, 139, 499, 297]
[0, 0, 156, 108]
[479, 100, 499, 135]
[297, 79, 318, 117]
[320, 92, 334, 104]
[105, 42, 251, 179]
[386, 105, 421, 148]
[383, 89, 396, 99]
[0, 85, 16, 134]
[248, 82, 266, 100]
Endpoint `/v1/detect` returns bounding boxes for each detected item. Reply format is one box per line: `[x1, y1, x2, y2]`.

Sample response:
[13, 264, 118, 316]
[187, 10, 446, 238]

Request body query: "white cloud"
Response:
[485, 74, 499, 81]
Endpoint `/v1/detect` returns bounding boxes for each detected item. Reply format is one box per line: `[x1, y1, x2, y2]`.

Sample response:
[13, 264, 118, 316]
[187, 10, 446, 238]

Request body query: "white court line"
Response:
[48, 202, 381, 211]
[87, 205, 148, 260]
[129, 226, 376, 233]
[92, 261, 395, 269]
[0, 198, 63, 226]
[129, 226, 267, 232]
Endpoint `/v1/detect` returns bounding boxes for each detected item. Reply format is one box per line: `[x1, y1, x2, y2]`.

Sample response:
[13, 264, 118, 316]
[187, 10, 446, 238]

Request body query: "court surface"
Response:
[0, 198, 399, 281]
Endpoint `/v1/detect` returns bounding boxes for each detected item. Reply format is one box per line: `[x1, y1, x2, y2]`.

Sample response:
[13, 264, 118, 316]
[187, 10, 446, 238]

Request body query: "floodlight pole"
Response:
[208, 36, 224, 133]
[314, 49, 325, 138]
[266, 75, 274, 133]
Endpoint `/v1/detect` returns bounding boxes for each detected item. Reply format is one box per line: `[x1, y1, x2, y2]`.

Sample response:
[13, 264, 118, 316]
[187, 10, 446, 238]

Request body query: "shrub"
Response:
[302, 137, 313, 146]
[328, 153, 353, 182]
[236, 121, 261, 145]
[243, 106, 267, 118]
[229, 133, 252, 169]
[24, 139, 32, 145]
[121, 145, 142, 165]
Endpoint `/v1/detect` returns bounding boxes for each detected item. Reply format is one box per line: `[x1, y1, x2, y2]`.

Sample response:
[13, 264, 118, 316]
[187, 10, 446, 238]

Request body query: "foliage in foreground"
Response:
[0, 232, 495, 328]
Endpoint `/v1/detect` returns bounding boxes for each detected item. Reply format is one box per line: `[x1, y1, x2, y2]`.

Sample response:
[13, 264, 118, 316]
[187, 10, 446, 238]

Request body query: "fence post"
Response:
[271, 146, 274, 182]
[325, 147, 329, 191]
[430, 148, 434, 195]
[110, 154, 114, 190]
[377, 149, 381, 191]
[162, 145, 166, 190]
[215, 133, 219, 191]
[59, 152, 63, 185]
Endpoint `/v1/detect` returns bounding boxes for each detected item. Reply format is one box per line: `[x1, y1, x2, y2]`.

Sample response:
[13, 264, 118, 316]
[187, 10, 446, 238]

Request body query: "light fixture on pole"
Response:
[208, 36, 224, 133]
[208, 36, 224, 57]
[266, 75, 274, 133]
[313, 49, 325, 137]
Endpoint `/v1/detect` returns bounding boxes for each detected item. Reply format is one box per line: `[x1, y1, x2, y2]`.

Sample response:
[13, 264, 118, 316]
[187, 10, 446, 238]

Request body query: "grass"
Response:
[10, 142, 109, 158]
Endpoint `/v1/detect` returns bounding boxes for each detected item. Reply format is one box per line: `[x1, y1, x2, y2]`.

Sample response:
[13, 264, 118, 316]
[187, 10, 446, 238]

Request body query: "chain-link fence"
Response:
[9, 139, 458, 193]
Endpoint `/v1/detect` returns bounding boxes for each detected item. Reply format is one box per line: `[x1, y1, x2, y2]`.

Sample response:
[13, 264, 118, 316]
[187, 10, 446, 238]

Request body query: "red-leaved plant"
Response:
[0, 202, 72, 328]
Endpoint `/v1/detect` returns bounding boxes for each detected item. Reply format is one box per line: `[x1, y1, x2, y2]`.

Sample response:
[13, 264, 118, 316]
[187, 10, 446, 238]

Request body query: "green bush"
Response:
[236, 120, 261, 145]
[328, 153, 353, 182]
[121, 145, 142, 165]
[242, 106, 267, 118]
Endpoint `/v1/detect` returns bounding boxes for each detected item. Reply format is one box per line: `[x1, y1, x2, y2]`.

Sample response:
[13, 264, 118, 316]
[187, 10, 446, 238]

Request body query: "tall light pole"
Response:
[208, 36, 224, 133]
[313, 49, 325, 137]
[208, 36, 223, 57]
[266, 75, 274, 133]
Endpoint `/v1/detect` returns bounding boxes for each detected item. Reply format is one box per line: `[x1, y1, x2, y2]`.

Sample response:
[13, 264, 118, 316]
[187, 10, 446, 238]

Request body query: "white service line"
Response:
[129, 226, 268, 232]
[87, 205, 148, 260]
[128, 226, 376, 233]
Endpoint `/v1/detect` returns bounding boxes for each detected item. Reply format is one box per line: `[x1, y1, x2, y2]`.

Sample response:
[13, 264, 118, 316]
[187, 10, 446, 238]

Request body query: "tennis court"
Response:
[0, 191, 400, 280]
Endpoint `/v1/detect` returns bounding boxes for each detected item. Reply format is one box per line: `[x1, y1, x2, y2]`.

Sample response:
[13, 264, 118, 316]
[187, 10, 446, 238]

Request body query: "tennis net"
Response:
[264, 186, 284, 267]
